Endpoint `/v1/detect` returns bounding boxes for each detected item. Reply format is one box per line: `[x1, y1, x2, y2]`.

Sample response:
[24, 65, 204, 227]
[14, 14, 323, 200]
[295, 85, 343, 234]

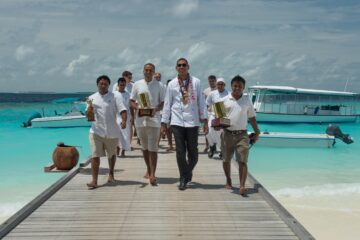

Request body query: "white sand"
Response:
[278, 195, 360, 240]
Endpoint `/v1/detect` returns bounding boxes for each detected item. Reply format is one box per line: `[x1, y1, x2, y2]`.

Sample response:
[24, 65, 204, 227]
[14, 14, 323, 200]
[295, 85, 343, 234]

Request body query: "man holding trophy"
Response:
[218, 75, 260, 195]
[206, 78, 229, 159]
[86, 75, 127, 189]
[161, 58, 208, 191]
[130, 63, 165, 186]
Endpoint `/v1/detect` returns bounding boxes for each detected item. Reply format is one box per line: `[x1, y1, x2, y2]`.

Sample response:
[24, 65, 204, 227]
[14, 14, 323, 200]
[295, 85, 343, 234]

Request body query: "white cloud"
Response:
[187, 42, 210, 61]
[63, 55, 90, 77]
[172, 0, 199, 17]
[285, 55, 306, 70]
[243, 66, 261, 77]
[15, 45, 35, 61]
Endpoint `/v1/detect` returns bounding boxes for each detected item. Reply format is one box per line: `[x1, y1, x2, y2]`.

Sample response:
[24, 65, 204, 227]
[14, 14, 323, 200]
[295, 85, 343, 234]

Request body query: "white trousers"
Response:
[206, 115, 222, 146]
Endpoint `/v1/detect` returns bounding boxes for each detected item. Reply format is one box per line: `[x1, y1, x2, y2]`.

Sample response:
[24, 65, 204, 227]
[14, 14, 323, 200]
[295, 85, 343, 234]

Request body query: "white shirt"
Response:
[206, 89, 229, 119]
[223, 93, 255, 131]
[203, 87, 214, 98]
[87, 92, 126, 138]
[114, 91, 130, 115]
[112, 82, 133, 94]
[130, 79, 165, 128]
[161, 76, 207, 127]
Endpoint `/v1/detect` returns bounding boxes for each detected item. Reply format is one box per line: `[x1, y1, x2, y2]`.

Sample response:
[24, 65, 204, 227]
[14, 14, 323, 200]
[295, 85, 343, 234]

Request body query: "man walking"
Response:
[202, 75, 217, 153]
[130, 63, 165, 185]
[219, 75, 260, 195]
[86, 75, 127, 189]
[161, 58, 208, 190]
[206, 78, 229, 159]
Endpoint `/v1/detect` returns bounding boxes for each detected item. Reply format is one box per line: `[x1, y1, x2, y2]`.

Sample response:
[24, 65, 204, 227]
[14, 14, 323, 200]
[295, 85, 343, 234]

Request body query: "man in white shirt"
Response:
[114, 77, 131, 157]
[86, 75, 127, 189]
[130, 63, 165, 186]
[202, 75, 217, 153]
[219, 75, 260, 195]
[206, 78, 229, 159]
[161, 58, 208, 191]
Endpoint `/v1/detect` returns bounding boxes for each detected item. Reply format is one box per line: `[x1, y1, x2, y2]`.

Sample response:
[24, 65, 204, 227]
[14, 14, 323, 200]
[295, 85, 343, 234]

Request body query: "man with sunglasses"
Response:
[161, 58, 208, 190]
[206, 78, 229, 159]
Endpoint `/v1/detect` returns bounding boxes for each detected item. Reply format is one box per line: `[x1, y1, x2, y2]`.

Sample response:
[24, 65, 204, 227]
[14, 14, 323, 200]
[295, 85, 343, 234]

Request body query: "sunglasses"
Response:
[177, 63, 187, 68]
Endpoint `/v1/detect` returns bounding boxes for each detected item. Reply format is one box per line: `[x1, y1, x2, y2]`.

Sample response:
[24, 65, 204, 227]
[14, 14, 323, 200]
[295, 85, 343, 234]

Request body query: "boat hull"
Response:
[256, 132, 335, 148]
[255, 112, 358, 123]
[31, 116, 91, 128]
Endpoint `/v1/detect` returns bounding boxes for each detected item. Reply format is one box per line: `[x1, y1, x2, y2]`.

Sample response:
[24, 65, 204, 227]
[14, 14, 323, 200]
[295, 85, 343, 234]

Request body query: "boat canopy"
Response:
[248, 85, 359, 96]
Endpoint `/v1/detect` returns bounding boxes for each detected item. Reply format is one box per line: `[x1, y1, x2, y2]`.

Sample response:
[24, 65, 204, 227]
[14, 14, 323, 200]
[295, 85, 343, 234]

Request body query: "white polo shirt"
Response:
[130, 79, 165, 128]
[87, 91, 126, 138]
[161, 76, 207, 127]
[206, 89, 229, 119]
[223, 93, 255, 131]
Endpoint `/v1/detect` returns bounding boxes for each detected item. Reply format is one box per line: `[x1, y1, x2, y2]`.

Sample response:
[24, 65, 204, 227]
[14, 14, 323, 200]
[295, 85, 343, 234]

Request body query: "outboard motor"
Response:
[326, 124, 354, 144]
[22, 112, 42, 127]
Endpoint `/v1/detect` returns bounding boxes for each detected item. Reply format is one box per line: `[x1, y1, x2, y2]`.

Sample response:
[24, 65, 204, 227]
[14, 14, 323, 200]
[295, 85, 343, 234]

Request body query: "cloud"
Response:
[63, 55, 90, 77]
[15, 45, 35, 61]
[172, 0, 199, 17]
[285, 55, 306, 70]
[187, 42, 210, 61]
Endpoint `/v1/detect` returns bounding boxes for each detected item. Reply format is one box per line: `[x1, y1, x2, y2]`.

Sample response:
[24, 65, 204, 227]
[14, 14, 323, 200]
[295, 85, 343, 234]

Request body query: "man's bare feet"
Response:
[240, 187, 247, 196]
[143, 172, 149, 179]
[224, 182, 233, 189]
[149, 176, 157, 186]
[107, 174, 115, 183]
[86, 182, 98, 189]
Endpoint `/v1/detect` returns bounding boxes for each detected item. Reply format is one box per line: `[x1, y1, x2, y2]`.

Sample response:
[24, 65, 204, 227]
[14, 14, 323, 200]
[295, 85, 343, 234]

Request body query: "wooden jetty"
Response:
[0, 136, 314, 239]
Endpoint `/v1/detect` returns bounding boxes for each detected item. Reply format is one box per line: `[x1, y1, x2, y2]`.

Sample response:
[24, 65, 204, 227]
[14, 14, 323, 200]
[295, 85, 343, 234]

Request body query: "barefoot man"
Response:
[219, 75, 260, 195]
[86, 75, 127, 189]
[130, 63, 165, 185]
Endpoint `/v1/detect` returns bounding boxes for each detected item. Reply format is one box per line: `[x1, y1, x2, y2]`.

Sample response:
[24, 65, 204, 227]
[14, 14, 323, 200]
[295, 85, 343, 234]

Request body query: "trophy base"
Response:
[211, 118, 230, 128]
[138, 108, 154, 117]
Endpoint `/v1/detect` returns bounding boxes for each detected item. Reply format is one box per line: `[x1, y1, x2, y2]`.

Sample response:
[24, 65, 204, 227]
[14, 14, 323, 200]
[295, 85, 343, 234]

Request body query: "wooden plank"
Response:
[1, 135, 314, 240]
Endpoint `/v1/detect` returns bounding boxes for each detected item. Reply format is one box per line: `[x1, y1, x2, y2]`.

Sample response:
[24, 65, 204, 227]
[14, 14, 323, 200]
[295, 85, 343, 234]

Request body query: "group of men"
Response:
[85, 58, 260, 196]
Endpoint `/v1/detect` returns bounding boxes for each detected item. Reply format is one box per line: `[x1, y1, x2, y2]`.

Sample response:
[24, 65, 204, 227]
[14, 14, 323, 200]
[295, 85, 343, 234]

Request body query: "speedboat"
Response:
[248, 85, 360, 123]
[23, 108, 91, 128]
[252, 125, 353, 148]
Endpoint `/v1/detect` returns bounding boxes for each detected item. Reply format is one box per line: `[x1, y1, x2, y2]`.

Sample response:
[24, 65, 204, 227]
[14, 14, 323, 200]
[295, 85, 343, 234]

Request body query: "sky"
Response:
[0, 0, 360, 93]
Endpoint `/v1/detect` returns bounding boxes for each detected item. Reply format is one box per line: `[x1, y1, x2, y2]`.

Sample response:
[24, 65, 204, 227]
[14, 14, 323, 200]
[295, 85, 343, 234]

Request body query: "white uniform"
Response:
[114, 91, 131, 151]
[206, 89, 229, 146]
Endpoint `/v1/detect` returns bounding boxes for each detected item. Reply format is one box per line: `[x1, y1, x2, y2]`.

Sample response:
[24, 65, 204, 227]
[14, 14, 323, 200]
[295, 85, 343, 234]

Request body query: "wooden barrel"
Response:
[52, 143, 79, 170]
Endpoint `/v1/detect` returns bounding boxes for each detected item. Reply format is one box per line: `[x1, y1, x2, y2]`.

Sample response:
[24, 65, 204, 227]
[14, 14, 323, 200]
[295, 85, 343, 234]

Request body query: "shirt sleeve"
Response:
[160, 82, 166, 102]
[206, 92, 212, 107]
[197, 80, 208, 120]
[247, 98, 256, 118]
[161, 83, 172, 124]
[130, 82, 137, 101]
[115, 93, 127, 113]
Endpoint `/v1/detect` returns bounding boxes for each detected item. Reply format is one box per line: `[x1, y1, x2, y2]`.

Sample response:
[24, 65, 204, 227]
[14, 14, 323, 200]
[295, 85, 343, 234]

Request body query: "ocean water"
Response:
[1, 98, 360, 238]
[0, 100, 91, 223]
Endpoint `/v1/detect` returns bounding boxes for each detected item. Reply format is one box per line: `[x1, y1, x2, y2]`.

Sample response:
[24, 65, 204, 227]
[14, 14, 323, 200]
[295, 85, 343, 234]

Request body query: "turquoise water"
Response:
[0, 103, 90, 220]
[1, 102, 359, 222]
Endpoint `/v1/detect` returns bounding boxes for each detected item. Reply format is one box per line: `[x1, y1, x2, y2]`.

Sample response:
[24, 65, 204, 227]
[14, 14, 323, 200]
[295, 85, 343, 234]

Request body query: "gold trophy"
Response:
[138, 92, 154, 117]
[211, 101, 230, 128]
[86, 97, 95, 122]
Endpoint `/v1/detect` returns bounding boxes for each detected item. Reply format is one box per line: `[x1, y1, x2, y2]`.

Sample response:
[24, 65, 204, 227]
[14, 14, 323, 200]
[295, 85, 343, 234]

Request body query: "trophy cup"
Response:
[86, 98, 95, 122]
[138, 92, 154, 117]
[211, 101, 230, 128]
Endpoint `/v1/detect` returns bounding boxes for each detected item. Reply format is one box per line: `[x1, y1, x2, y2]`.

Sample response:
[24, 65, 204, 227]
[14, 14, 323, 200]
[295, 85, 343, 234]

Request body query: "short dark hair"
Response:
[96, 75, 111, 85]
[122, 71, 132, 77]
[176, 57, 188, 65]
[231, 75, 246, 86]
[117, 77, 126, 84]
[144, 63, 155, 70]
[208, 75, 216, 80]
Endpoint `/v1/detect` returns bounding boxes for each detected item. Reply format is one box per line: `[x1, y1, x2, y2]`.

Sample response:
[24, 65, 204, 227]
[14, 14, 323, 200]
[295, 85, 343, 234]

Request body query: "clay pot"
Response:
[52, 142, 79, 170]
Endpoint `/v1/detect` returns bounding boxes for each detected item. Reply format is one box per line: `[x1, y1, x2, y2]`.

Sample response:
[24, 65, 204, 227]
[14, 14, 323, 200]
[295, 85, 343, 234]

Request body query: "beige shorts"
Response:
[136, 126, 160, 152]
[220, 130, 250, 163]
[89, 133, 118, 158]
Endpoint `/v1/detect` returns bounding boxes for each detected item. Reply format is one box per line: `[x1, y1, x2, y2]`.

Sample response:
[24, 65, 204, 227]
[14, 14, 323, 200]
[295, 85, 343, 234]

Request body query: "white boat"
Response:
[24, 109, 91, 128]
[248, 86, 360, 123]
[255, 132, 335, 148]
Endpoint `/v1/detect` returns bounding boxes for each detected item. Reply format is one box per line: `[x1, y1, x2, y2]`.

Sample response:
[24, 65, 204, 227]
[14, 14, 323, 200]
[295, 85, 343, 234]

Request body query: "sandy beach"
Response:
[278, 194, 360, 240]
